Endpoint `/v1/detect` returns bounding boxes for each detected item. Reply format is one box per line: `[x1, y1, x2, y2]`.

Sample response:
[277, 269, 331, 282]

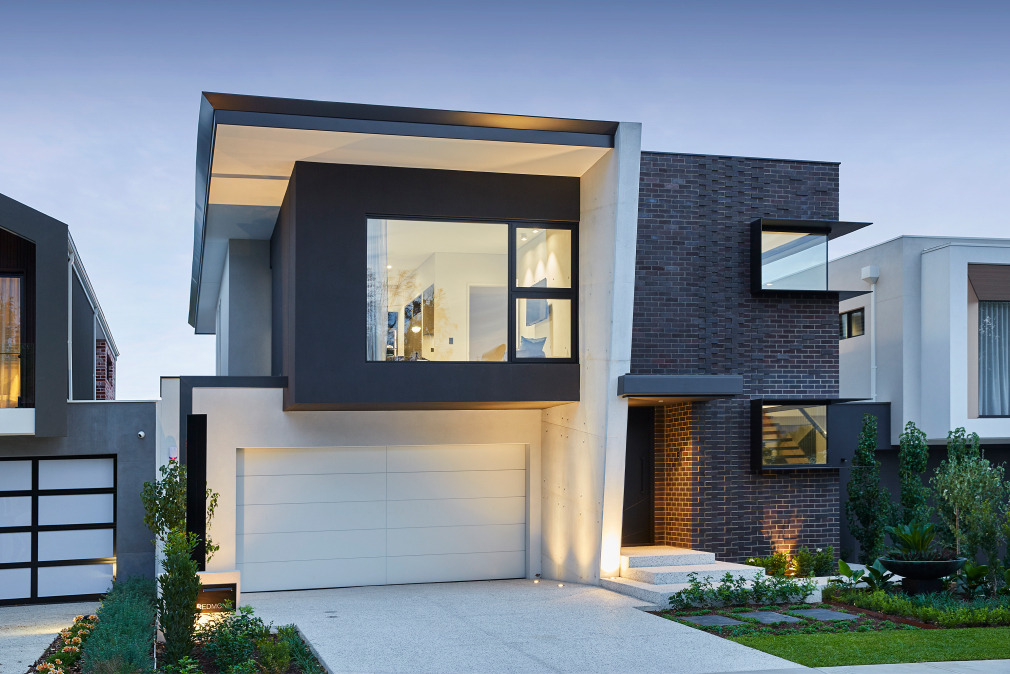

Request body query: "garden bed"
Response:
[655, 603, 923, 638]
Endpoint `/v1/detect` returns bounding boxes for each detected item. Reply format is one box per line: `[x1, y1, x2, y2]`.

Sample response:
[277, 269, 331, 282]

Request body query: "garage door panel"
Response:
[387, 445, 524, 473]
[387, 496, 525, 529]
[237, 529, 385, 564]
[387, 551, 525, 585]
[239, 501, 386, 534]
[38, 458, 114, 490]
[239, 473, 385, 504]
[387, 469, 524, 500]
[241, 558, 386, 592]
[387, 523, 525, 557]
[239, 447, 384, 476]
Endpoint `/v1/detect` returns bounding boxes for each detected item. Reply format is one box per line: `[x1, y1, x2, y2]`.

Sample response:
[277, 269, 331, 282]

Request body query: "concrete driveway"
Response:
[0, 601, 99, 674]
[243, 579, 804, 674]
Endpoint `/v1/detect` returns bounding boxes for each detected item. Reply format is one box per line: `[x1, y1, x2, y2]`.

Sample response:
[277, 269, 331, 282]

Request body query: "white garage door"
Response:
[236, 444, 526, 592]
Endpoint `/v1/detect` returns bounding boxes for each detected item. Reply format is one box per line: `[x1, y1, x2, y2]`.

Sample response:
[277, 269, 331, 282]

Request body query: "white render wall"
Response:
[541, 122, 641, 583]
[186, 386, 543, 578]
[831, 237, 1010, 444]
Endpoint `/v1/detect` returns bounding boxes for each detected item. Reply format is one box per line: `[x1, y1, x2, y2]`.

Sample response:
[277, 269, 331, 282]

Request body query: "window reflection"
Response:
[761, 230, 828, 290]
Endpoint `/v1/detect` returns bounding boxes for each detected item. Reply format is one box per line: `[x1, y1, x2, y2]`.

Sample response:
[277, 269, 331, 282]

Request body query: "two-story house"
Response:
[0, 193, 155, 605]
[161, 93, 877, 601]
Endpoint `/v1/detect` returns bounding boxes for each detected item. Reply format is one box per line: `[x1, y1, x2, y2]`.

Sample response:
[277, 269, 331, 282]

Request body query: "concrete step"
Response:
[601, 574, 825, 607]
[620, 546, 715, 569]
[621, 561, 766, 585]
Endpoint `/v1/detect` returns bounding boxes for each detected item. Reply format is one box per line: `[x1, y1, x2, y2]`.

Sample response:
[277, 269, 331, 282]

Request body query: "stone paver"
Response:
[679, 614, 745, 627]
[0, 601, 99, 674]
[789, 608, 858, 621]
[738, 611, 802, 624]
[243, 579, 805, 673]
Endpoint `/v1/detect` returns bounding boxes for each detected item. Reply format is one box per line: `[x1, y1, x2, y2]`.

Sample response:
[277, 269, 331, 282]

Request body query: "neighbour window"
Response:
[839, 308, 865, 339]
[759, 229, 828, 291]
[366, 219, 575, 362]
[758, 403, 828, 468]
[0, 276, 21, 408]
[979, 300, 1010, 416]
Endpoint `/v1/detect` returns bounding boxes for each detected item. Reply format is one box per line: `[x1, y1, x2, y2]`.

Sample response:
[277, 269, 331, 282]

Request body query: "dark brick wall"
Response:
[633, 152, 842, 561]
[654, 403, 694, 548]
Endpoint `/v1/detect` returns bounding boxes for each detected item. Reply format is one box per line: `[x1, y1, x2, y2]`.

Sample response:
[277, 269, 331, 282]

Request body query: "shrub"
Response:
[897, 421, 931, 525]
[931, 427, 1008, 588]
[197, 604, 271, 671]
[141, 458, 220, 560]
[227, 660, 258, 674]
[835, 588, 1010, 627]
[812, 547, 837, 576]
[82, 578, 156, 674]
[668, 572, 815, 609]
[746, 551, 788, 577]
[845, 414, 892, 564]
[157, 531, 202, 665]
[159, 656, 200, 674]
[277, 624, 325, 674]
[256, 636, 292, 674]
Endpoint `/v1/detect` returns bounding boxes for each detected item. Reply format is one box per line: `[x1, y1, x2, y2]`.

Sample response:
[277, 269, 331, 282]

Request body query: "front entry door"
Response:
[622, 406, 655, 546]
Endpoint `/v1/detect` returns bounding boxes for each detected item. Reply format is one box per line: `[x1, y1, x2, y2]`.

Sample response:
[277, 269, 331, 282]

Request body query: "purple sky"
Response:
[1, 1, 1007, 399]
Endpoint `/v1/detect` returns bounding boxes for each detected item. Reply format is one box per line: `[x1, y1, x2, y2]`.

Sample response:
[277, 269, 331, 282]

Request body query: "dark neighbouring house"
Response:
[0, 193, 155, 605]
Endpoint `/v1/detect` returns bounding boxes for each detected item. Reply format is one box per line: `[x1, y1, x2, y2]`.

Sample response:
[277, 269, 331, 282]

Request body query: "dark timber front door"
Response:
[622, 406, 655, 546]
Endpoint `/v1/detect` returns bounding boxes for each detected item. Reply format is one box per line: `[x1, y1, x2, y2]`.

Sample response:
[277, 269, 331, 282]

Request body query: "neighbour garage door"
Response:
[236, 444, 526, 592]
[0, 456, 116, 605]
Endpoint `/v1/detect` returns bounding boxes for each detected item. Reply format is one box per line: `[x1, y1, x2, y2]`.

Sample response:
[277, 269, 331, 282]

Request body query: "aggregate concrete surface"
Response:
[243, 579, 804, 673]
[0, 601, 98, 674]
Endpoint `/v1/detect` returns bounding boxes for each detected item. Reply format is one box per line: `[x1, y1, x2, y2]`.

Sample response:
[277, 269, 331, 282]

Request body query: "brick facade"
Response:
[95, 338, 115, 400]
[634, 152, 841, 561]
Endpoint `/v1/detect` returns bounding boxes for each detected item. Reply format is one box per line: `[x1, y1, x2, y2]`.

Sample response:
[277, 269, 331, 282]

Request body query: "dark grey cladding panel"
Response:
[275, 162, 580, 409]
[0, 193, 69, 436]
[618, 374, 745, 397]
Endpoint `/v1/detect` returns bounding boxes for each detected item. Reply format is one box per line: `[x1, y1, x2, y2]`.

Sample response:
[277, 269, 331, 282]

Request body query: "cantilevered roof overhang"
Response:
[189, 92, 620, 332]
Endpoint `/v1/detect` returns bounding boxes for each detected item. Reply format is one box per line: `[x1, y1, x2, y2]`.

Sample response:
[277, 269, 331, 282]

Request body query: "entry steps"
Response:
[600, 546, 768, 606]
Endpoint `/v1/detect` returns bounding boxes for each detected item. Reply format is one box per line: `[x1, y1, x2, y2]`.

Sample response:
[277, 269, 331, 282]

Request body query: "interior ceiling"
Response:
[969, 264, 1010, 301]
[383, 220, 507, 272]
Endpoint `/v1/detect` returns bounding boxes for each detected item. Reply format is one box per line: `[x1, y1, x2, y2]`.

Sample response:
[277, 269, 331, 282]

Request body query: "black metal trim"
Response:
[751, 218, 873, 295]
[618, 374, 744, 398]
[0, 455, 117, 602]
[186, 414, 208, 571]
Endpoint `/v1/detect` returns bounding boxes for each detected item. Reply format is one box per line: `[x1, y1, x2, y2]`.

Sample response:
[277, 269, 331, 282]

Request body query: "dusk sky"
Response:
[1, 1, 1007, 400]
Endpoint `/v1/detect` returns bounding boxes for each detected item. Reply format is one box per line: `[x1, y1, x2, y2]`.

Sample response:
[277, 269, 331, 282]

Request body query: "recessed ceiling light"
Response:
[520, 235, 527, 242]
[386, 265, 392, 269]
[532, 229, 540, 234]
[411, 325, 421, 333]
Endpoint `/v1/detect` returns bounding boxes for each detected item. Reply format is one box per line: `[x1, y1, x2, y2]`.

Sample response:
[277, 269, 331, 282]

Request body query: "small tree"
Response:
[846, 413, 891, 564]
[141, 458, 220, 560]
[896, 421, 931, 525]
[931, 428, 1007, 584]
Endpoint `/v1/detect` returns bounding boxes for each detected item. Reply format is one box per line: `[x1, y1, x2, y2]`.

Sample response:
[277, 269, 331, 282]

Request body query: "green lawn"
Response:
[732, 627, 1010, 667]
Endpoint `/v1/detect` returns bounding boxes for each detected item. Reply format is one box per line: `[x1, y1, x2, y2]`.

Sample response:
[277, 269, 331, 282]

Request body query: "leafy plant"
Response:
[845, 414, 892, 563]
[834, 558, 894, 591]
[157, 530, 202, 665]
[792, 547, 815, 578]
[812, 547, 837, 577]
[82, 578, 155, 674]
[256, 636, 292, 674]
[197, 604, 271, 671]
[141, 458, 220, 560]
[227, 660, 258, 674]
[958, 560, 992, 599]
[160, 655, 201, 674]
[746, 552, 788, 577]
[834, 588, 1010, 627]
[931, 427, 1008, 589]
[896, 421, 931, 525]
[884, 522, 941, 561]
[668, 572, 815, 609]
[277, 624, 325, 674]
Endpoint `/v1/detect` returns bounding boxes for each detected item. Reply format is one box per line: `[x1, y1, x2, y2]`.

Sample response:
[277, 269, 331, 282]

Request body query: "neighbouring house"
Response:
[830, 236, 1010, 557]
[0, 193, 155, 605]
[158, 93, 879, 601]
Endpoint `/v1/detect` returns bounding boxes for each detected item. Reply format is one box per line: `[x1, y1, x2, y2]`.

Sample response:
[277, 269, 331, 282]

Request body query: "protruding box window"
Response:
[753, 402, 829, 469]
[759, 230, 828, 291]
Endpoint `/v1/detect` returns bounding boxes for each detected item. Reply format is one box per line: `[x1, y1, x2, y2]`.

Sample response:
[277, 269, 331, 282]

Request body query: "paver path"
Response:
[243, 579, 804, 673]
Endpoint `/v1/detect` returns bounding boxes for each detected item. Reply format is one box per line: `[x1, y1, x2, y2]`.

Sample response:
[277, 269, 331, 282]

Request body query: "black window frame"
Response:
[750, 399, 835, 472]
[839, 308, 865, 340]
[0, 455, 117, 605]
[368, 216, 579, 365]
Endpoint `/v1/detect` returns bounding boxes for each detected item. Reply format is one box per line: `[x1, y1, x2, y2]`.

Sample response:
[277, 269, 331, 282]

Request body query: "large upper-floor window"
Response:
[0, 275, 22, 408]
[759, 229, 828, 291]
[979, 300, 1009, 416]
[366, 219, 575, 362]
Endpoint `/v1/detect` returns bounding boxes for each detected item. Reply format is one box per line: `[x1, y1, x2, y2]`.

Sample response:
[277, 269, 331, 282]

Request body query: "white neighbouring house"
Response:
[831, 235, 1010, 445]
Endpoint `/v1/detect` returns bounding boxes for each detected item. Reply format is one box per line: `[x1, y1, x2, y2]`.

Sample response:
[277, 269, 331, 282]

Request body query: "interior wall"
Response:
[540, 122, 641, 582]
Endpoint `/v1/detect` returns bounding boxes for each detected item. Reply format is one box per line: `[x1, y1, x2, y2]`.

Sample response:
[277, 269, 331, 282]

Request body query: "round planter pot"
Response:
[878, 557, 966, 580]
